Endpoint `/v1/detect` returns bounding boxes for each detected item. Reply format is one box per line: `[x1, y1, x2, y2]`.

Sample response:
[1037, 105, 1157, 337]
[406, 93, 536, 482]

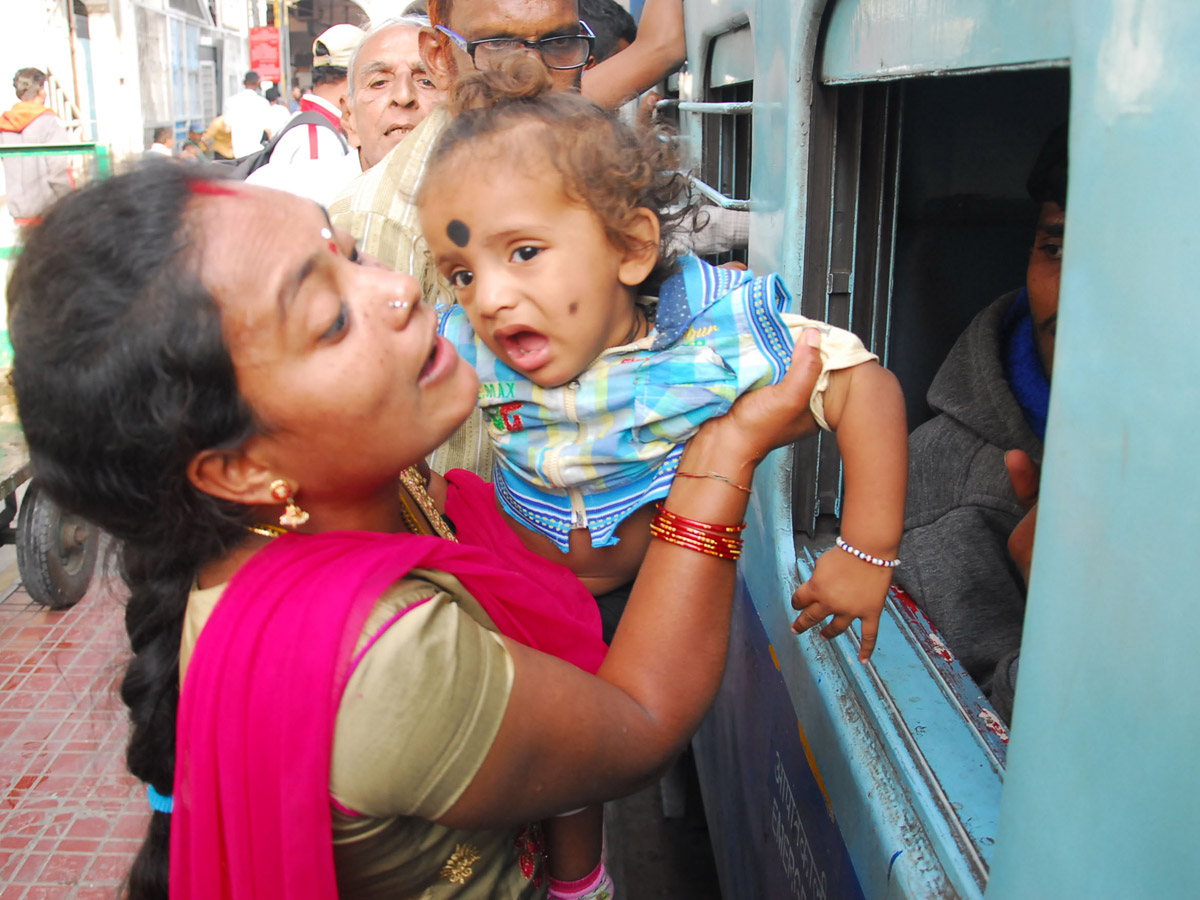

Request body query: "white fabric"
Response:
[224, 88, 272, 158]
[246, 150, 364, 206]
[269, 94, 349, 165]
[264, 103, 292, 138]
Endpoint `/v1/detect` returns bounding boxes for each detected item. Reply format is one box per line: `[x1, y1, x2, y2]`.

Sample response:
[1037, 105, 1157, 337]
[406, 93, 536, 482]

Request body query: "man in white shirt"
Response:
[145, 126, 174, 157]
[267, 24, 363, 166]
[223, 70, 271, 159]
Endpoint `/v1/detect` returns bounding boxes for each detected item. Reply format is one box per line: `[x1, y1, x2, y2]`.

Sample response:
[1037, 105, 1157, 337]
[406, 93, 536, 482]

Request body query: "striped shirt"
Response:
[439, 255, 878, 551]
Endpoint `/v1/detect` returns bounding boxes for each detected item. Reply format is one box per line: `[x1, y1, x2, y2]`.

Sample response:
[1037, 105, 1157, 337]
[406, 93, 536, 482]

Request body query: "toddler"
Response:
[416, 58, 907, 898]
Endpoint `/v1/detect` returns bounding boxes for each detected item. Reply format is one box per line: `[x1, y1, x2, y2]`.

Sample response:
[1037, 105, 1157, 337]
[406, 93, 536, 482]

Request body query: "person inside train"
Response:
[7, 162, 827, 899]
[894, 124, 1067, 723]
[418, 58, 907, 659]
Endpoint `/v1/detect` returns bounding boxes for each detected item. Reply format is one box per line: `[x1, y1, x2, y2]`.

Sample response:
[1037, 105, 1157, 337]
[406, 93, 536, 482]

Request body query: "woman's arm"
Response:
[436, 332, 825, 828]
[581, 0, 685, 109]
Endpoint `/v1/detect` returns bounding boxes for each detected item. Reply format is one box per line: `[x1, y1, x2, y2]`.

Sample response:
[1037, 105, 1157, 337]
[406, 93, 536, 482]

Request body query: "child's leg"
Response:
[546, 805, 613, 898]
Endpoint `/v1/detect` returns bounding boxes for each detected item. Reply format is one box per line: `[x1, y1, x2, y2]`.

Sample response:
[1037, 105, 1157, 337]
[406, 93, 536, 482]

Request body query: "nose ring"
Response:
[388, 299, 409, 310]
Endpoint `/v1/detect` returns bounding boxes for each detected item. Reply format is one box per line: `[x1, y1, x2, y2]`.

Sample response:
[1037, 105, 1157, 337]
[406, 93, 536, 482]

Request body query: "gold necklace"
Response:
[246, 522, 288, 539]
[398, 466, 458, 541]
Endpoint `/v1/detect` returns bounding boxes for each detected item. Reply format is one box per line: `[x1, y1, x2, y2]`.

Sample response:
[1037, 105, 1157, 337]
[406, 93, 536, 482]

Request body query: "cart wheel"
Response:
[16, 478, 100, 609]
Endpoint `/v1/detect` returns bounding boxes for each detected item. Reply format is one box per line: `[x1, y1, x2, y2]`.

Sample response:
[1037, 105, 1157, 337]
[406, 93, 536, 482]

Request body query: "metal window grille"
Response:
[793, 82, 902, 538]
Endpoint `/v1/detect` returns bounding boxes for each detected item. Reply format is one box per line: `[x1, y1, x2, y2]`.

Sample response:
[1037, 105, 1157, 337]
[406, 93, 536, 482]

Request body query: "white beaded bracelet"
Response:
[835, 536, 901, 568]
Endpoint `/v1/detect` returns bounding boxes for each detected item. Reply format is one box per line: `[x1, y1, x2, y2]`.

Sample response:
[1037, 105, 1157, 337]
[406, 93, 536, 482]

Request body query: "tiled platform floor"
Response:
[0, 546, 145, 900]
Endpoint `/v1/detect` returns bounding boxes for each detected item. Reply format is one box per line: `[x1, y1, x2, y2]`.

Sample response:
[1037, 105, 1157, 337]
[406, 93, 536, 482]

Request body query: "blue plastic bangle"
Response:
[146, 783, 174, 814]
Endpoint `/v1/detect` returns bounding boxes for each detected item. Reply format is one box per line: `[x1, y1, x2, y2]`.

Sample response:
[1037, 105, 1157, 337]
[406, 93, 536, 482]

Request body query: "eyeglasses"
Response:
[436, 21, 596, 71]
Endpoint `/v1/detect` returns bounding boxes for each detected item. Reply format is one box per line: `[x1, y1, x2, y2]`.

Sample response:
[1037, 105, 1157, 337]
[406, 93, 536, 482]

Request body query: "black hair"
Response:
[7, 163, 258, 899]
[152, 126, 173, 144]
[1027, 122, 1069, 211]
[424, 56, 695, 290]
[581, 0, 637, 63]
[244, 69, 261, 86]
[265, 86, 281, 103]
[311, 64, 349, 87]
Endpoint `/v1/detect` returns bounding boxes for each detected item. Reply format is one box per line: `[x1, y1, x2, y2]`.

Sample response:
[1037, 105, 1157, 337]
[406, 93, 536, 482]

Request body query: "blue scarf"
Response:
[1002, 288, 1050, 440]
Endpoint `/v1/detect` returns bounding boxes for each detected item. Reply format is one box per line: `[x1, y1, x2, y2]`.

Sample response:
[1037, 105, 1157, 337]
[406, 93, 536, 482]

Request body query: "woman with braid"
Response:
[7, 162, 826, 898]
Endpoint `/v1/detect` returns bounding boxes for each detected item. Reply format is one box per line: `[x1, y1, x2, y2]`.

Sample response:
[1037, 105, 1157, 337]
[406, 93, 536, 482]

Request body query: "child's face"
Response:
[422, 143, 646, 388]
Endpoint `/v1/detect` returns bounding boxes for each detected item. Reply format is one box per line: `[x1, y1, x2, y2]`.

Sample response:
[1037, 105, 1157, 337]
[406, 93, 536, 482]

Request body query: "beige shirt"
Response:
[182, 569, 545, 898]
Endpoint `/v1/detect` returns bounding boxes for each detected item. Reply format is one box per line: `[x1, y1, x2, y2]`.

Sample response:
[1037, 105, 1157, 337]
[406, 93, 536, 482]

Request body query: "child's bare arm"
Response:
[790, 360, 907, 661]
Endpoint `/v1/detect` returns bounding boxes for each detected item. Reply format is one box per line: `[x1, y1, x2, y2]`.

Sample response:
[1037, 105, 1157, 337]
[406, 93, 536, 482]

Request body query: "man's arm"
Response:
[581, 0, 685, 108]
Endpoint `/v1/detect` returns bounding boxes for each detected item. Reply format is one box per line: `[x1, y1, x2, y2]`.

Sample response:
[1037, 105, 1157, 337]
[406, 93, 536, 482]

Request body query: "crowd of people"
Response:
[3, 0, 1065, 895]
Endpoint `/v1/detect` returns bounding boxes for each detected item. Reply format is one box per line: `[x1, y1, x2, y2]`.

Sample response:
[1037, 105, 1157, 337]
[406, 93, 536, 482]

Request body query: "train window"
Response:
[794, 67, 1068, 533]
[698, 25, 752, 268]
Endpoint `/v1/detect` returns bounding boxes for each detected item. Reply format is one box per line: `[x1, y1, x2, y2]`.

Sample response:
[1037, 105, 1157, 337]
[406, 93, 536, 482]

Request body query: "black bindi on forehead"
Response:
[447, 220, 470, 247]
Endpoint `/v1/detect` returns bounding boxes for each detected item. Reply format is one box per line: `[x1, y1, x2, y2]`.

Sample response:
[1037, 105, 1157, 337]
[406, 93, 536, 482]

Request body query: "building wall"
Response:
[0, 0, 265, 163]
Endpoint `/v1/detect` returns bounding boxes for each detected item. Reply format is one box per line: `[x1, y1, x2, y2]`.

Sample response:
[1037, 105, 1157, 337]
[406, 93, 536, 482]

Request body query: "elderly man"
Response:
[344, 16, 446, 171]
[247, 16, 443, 205]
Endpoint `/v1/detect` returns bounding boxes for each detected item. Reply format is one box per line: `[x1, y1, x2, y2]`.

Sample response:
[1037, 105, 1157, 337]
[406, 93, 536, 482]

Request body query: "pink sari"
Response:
[171, 472, 605, 899]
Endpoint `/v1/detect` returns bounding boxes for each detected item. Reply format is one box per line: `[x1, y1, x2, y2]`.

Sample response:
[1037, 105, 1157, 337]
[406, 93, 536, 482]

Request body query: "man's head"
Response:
[580, 0, 636, 62]
[187, 121, 204, 138]
[153, 126, 174, 147]
[421, 0, 593, 94]
[13, 68, 47, 102]
[265, 86, 281, 104]
[345, 16, 446, 170]
[1025, 124, 1068, 377]
[311, 23, 365, 99]
[243, 70, 261, 90]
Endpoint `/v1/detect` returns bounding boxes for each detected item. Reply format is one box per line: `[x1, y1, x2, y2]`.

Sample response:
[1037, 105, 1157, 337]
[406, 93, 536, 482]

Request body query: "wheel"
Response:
[15, 478, 100, 609]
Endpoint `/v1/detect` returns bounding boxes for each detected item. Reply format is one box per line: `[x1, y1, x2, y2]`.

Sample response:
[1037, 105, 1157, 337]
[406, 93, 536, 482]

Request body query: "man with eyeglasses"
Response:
[328, 0, 683, 478]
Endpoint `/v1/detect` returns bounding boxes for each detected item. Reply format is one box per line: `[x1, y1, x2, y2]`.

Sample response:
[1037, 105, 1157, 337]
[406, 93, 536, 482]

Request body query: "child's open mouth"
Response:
[496, 328, 551, 372]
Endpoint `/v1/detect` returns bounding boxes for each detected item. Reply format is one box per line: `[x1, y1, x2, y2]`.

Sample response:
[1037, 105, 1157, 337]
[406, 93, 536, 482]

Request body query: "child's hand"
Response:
[790, 547, 893, 662]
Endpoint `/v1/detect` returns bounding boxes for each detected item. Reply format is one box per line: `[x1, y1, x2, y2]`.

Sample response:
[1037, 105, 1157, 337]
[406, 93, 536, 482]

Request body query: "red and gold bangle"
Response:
[650, 504, 745, 560]
[654, 503, 747, 534]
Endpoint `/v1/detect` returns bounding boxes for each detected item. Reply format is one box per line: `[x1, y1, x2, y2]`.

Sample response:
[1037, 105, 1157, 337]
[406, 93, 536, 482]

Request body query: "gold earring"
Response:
[269, 479, 310, 528]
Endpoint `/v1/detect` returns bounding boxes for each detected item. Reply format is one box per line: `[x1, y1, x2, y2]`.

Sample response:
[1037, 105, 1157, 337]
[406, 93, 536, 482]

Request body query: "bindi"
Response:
[447, 219, 470, 247]
[320, 226, 337, 254]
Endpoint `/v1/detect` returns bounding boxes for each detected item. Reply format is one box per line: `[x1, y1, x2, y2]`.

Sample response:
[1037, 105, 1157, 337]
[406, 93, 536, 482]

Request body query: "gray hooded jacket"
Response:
[894, 291, 1042, 722]
[0, 108, 72, 219]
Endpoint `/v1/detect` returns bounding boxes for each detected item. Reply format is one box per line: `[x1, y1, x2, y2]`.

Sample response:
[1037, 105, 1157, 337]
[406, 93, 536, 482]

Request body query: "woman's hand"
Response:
[691, 329, 825, 469]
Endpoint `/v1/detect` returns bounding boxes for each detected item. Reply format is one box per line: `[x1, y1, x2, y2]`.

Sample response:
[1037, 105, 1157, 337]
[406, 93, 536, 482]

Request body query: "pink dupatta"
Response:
[171, 472, 604, 899]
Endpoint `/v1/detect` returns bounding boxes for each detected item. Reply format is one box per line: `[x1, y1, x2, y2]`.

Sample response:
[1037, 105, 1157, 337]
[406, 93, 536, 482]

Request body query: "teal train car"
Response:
[670, 1, 1200, 896]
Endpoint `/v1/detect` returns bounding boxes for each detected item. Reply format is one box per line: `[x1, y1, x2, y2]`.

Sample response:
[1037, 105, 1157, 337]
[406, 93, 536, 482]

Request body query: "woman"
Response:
[7, 163, 824, 899]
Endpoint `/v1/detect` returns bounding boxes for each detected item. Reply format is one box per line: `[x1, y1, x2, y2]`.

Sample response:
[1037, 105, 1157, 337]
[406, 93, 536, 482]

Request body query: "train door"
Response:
[670, 1, 1200, 898]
